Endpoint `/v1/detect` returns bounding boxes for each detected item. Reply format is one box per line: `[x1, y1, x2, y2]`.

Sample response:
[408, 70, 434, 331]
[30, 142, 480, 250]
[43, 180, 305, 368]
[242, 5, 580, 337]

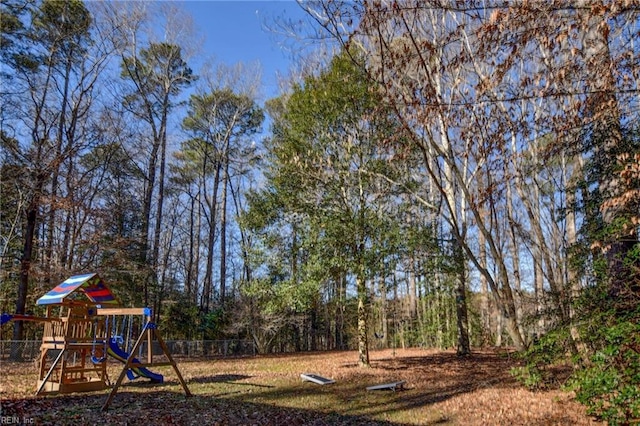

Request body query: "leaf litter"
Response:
[0, 348, 601, 425]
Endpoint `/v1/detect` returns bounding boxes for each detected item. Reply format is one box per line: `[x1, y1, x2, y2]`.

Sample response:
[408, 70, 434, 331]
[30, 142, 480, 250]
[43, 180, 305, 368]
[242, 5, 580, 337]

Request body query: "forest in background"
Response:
[1, 1, 639, 422]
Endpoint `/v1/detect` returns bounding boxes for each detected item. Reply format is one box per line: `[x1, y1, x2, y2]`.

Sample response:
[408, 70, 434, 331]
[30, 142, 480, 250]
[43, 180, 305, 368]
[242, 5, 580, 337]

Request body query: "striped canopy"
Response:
[36, 273, 119, 306]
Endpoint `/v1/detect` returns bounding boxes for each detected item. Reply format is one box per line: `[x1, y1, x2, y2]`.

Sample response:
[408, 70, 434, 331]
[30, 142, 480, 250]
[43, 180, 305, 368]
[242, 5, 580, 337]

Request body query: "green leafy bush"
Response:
[567, 320, 640, 426]
[510, 365, 544, 390]
[510, 328, 572, 391]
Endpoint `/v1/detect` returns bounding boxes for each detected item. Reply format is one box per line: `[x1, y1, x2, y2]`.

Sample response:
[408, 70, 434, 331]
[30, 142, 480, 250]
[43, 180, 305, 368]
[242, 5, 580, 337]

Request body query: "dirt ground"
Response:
[0, 348, 601, 425]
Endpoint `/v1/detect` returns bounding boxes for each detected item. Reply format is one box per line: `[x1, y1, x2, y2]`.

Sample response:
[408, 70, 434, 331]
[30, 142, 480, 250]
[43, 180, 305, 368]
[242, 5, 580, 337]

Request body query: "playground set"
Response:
[1, 273, 191, 410]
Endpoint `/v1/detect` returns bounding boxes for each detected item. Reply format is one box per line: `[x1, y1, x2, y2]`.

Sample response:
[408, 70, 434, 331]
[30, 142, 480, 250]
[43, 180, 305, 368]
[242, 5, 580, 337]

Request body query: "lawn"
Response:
[0, 348, 601, 425]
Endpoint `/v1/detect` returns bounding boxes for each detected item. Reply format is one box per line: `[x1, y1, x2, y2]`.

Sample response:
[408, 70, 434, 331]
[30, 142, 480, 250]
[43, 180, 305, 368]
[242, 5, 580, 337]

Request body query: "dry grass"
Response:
[0, 348, 601, 425]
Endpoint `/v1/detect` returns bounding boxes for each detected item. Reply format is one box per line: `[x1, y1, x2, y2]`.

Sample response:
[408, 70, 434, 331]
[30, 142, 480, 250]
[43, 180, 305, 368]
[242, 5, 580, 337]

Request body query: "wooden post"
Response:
[101, 323, 148, 411]
[147, 325, 152, 363]
[101, 321, 191, 411]
[36, 349, 65, 395]
[153, 326, 192, 397]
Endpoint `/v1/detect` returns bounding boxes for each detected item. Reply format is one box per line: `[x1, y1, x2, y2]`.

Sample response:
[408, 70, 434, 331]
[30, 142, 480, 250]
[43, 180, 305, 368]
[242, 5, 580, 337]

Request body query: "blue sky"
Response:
[181, 1, 313, 99]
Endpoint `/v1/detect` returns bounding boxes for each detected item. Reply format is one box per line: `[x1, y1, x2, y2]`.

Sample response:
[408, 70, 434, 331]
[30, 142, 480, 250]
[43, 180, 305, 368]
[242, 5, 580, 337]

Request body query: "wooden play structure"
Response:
[1, 273, 191, 410]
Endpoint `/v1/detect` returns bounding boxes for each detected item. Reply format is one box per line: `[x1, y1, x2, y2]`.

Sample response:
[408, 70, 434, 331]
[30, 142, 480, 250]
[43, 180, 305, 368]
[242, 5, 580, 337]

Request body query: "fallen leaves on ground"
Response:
[0, 348, 601, 425]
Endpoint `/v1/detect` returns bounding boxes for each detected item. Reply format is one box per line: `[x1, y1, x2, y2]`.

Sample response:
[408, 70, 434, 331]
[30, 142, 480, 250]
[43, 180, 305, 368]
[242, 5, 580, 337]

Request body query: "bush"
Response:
[567, 319, 640, 426]
[510, 365, 544, 390]
[510, 328, 572, 391]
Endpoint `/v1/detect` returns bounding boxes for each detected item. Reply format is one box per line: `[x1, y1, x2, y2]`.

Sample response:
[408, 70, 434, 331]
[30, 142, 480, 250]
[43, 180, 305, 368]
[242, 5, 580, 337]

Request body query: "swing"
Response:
[124, 315, 134, 353]
[91, 316, 108, 364]
[108, 314, 143, 381]
[110, 314, 130, 347]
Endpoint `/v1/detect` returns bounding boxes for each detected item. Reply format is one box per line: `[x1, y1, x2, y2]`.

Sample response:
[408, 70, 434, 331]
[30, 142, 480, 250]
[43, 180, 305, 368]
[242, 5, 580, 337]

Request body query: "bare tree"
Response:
[98, 1, 196, 307]
[1, 0, 114, 342]
[302, 0, 639, 352]
[180, 61, 263, 311]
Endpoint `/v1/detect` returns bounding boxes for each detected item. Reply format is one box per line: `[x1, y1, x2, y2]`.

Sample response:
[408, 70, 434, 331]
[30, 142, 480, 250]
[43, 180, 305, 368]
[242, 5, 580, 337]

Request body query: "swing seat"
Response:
[90, 334, 107, 364]
[91, 355, 107, 364]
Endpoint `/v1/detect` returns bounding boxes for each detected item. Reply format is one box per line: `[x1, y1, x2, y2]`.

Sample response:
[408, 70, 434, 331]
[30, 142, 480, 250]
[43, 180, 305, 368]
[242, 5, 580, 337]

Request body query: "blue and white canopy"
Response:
[36, 273, 119, 306]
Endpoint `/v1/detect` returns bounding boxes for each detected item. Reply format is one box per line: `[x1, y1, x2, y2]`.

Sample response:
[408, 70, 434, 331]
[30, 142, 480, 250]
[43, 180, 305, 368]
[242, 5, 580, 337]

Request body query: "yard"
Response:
[0, 348, 600, 425]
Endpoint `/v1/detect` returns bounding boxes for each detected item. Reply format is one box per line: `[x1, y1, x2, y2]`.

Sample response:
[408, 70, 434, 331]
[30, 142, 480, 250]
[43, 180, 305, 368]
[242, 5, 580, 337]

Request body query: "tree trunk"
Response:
[13, 171, 44, 347]
[378, 274, 388, 348]
[356, 275, 370, 367]
[454, 241, 470, 355]
[202, 160, 221, 312]
[219, 160, 229, 305]
[408, 259, 417, 320]
[564, 154, 590, 362]
[139, 122, 159, 307]
[478, 230, 490, 346]
[228, 176, 253, 286]
[310, 307, 318, 351]
[495, 308, 503, 348]
[581, 1, 637, 299]
[186, 194, 196, 302]
[534, 256, 545, 336]
[336, 272, 347, 350]
[14, 205, 37, 343]
[504, 158, 526, 342]
[46, 55, 73, 281]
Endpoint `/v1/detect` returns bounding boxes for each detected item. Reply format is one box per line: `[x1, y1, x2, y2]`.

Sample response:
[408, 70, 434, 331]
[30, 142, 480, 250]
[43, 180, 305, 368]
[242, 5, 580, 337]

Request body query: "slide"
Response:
[107, 338, 163, 383]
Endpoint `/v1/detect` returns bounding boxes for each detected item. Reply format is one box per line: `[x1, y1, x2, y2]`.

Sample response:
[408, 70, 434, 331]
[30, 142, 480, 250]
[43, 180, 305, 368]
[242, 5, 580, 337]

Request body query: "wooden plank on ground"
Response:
[300, 373, 335, 385]
[366, 381, 406, 391]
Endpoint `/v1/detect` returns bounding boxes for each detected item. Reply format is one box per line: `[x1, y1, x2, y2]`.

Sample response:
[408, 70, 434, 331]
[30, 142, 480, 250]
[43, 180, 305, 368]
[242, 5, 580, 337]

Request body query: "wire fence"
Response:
[0, 339, 255, 362]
